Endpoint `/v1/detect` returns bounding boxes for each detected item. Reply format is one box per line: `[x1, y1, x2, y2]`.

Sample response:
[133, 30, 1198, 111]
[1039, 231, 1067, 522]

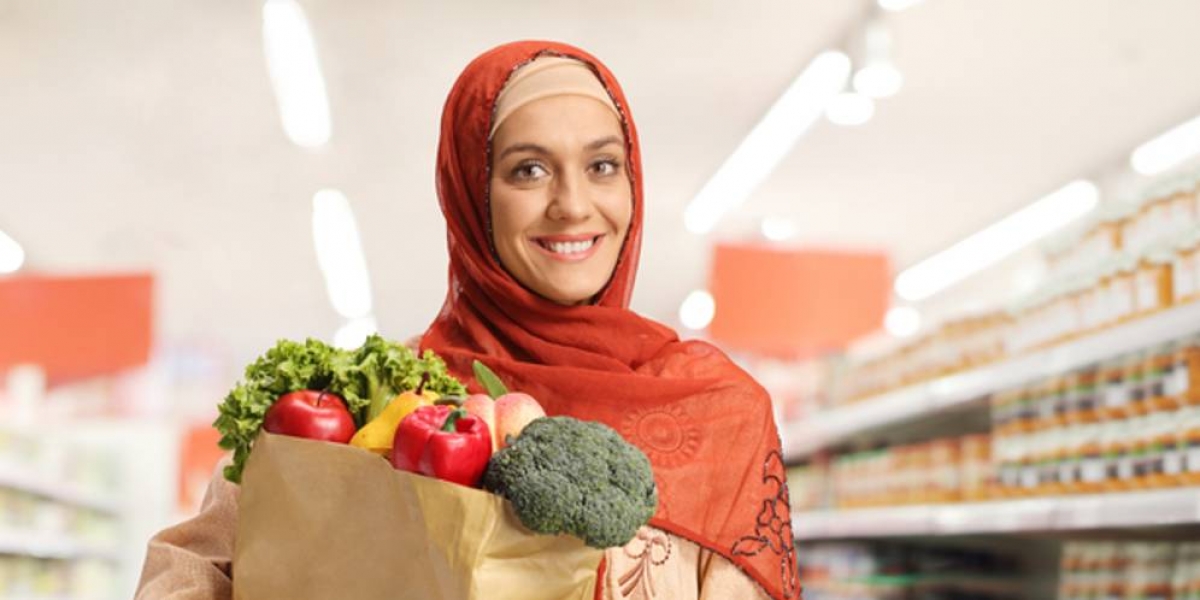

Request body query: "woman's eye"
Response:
[591, 159, 620, 177]
[512, 162, 548, 181]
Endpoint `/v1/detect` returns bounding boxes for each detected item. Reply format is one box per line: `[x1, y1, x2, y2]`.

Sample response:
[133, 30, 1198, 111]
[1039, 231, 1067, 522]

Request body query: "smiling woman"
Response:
[422, 44, 795, 599]
[489, 85, 632, 306]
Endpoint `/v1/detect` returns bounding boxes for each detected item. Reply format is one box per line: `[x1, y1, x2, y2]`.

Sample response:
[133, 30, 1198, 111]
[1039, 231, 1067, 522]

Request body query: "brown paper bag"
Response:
[234, 432, 603, 600]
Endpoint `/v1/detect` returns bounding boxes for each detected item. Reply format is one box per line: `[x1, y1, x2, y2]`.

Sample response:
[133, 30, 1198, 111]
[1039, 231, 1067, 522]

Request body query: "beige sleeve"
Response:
[134, 469, 239, 600]
[697, 546, 773, 600]
[602, 528, 772, 600]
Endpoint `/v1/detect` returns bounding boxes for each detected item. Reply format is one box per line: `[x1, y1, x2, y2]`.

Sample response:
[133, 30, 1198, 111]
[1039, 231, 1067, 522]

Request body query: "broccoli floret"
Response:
[482, 416, 658, 549]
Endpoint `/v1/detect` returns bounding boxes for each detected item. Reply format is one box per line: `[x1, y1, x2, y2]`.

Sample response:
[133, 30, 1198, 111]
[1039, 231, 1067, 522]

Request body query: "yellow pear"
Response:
[349, 389, 439, 455]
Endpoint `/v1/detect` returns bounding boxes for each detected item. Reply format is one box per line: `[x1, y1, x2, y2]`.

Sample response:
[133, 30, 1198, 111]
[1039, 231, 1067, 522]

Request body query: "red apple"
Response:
[263, 390, 356, 443]
[462, 393, 497, 451]
[494, 392, 546, 449]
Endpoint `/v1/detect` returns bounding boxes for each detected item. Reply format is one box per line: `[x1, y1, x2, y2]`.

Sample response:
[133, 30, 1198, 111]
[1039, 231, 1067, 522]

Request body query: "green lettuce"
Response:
[213, 335, 466, 483]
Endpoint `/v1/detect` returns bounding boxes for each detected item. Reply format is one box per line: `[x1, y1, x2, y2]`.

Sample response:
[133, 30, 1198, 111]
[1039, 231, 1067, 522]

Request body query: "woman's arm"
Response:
[134, 467, 238, 600]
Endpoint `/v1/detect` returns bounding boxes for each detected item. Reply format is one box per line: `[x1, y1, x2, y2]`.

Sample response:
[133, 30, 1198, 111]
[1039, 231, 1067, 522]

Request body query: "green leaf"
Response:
[472, 360, 509, 398]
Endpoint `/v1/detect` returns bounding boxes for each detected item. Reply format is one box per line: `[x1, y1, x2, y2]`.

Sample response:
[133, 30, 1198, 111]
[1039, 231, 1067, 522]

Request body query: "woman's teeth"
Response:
[540, 238, 595, 255]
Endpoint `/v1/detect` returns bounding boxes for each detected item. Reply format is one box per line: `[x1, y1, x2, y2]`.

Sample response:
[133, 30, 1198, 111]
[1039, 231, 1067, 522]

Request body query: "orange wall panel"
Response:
[0, 273, 154, 380]
[709, 244, 890, 358]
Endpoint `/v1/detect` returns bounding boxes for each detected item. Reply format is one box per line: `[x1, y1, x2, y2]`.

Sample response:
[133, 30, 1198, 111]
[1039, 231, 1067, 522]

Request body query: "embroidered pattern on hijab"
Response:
[421, 40, 800, 599]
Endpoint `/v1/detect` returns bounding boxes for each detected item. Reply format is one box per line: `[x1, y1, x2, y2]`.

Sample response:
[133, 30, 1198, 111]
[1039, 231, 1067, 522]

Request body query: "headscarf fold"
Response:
[421, 40, 800, 599]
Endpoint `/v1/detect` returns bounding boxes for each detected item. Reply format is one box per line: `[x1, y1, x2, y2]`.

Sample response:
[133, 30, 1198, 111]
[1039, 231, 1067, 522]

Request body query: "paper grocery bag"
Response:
[233, 432, 603, 600]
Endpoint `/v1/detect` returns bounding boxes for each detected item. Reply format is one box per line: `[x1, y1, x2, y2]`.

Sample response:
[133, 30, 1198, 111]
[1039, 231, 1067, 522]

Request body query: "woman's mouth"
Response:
[531, 234, 603, 262]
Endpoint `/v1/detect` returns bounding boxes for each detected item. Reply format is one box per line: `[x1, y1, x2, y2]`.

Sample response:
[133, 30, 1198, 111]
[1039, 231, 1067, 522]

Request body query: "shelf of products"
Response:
[784, 298, 1200, 460]
[1059, 540, 1200, 600]
[800, 541, 1027, 600]
[0, 530, 121, 562]
[0, 426, 124, 599]
[0, 468, 121, 516]
[792, 487, 1200, 540]
[785, 173, 1200, 462]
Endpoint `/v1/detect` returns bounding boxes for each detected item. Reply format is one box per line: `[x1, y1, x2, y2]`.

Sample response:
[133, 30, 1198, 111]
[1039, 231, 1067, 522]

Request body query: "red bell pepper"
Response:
[390, 405, 493, 487]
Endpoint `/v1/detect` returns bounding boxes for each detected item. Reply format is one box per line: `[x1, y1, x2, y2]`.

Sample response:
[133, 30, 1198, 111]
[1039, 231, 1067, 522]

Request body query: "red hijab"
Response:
[421, 41, 800, 599]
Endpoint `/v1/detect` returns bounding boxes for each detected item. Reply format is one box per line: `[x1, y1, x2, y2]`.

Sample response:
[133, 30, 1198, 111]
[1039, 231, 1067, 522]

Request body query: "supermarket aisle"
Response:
[4, 1, 1200, 599]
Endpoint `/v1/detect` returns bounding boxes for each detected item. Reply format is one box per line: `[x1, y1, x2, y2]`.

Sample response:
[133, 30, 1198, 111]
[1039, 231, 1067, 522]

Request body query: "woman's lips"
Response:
[530, 234, 603, 262]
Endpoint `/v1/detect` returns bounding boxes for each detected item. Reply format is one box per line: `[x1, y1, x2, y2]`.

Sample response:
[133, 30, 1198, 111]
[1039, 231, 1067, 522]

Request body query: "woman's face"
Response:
[489, 95, 632, 306]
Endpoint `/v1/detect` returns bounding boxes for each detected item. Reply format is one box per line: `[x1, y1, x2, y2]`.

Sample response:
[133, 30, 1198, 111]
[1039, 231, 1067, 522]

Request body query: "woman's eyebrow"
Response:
[498, 135, 623, 161]
[586, 135, 623, 151]
[498, 142, 549, 160]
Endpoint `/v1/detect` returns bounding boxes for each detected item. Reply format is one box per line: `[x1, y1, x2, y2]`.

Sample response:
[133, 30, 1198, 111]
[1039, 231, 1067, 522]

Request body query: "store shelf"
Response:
[784, 300, 1200, 459]
[0, 529, 121, 561]
[793, 487, 1200, 540]
[0, 466, 121, 515]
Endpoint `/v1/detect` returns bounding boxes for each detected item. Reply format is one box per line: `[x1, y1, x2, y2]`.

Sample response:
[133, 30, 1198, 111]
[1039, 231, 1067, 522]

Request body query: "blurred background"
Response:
[3, 1, 1200, 598]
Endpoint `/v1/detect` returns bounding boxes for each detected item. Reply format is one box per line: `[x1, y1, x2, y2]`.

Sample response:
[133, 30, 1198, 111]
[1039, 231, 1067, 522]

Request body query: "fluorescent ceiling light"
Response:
[879, 0, 925, 11]
[826, 92, 875, 126]
[761, 216, 797, 241]
[1130, 114, 1200, 176]
[0, 228, 24, 274]
[262, 0, 331, 148]
[895, 180, 1099, 301]
[884, 306, 920, 337]
[679, 290, 716, 331]
[312, 189, 373, 319]
[334, 316, 378, 350]
[684, 51, 851, 234]
[853, 64, 903, 98]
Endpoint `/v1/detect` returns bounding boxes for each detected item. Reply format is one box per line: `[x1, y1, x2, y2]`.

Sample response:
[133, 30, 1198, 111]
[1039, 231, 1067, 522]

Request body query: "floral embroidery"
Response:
[731, 450, 801, 598]
[617, 528, 672, 598]
[619, 405, 701, 467]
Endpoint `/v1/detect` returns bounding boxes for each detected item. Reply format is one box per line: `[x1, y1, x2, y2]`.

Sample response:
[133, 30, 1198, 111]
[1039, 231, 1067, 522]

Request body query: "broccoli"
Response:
[482, 416, 658, 549]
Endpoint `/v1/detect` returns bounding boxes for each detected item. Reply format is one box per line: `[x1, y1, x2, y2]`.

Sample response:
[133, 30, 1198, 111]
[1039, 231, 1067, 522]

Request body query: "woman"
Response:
[136, 40, 799, 600]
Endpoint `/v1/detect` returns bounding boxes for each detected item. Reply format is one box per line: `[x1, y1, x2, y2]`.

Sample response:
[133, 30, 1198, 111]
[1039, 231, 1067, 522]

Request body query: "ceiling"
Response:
[3, 0, 1200, 367]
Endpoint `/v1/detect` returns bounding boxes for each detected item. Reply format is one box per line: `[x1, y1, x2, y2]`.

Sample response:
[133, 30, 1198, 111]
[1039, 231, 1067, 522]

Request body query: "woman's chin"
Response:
[535, 282, 603, 306]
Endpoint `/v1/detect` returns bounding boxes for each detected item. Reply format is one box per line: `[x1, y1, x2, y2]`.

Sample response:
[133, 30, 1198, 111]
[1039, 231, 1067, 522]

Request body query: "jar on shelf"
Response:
[1123, 198, 1147, 258]
[930, 438, 961, 503]
[1097, 216, 1123, 259]
[1149, 406, 1182, 488]
[1171, 337, 1200, 406]
[1076, 272, 1099, 333]
[1130, 409, 1157, 489]
[1189, 230, 1200, 305]
[1150, 194, 1174, 247]
[1136, 249, 1175, 316]
[1128, 351, 1150, 418]
[1041, 376, 1060, 424]
[1146, 344, 1177, 412]
[1100, 543, 1128, 600]
[1103, 416, 1137, 491]
[1189, 171, 1200, 225]
[1172, 180, 1198, 236]
[1173, 233, 1198, 304]
[1054, 283, 1077, 344]
[1112, 255, 1139, 324]
[1094, 262, 1117, 329]
[1077, 414, 1107, 494]
[1170, 542, 1197, 600]
[1182, 405, 1200, 487]
[1016, 426, 1040, 496]
[960, 433, 992, 501]
[1075, 365, 1101, 419]
[1052, 420, 1078, 495]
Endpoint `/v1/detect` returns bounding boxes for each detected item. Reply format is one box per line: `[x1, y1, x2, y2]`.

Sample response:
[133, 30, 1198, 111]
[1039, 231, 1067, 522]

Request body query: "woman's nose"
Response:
[547, 172, 591, 222]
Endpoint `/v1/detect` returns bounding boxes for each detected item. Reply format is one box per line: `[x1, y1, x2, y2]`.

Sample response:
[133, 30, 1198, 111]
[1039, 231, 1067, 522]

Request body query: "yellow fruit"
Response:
[349, 390, 438, 454]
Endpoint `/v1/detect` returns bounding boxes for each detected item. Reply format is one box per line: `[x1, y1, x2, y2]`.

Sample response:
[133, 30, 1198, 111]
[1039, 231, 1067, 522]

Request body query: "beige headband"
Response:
[490, 56, 621, 137]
